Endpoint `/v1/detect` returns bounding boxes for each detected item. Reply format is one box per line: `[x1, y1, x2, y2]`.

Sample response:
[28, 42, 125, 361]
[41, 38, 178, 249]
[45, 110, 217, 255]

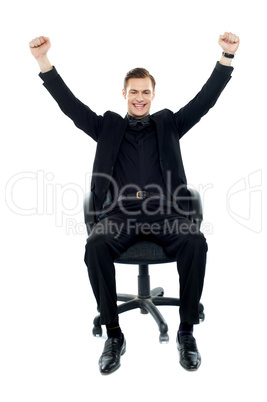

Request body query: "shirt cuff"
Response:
[39, 66, 59, 82]
[215, 61, 234, 76]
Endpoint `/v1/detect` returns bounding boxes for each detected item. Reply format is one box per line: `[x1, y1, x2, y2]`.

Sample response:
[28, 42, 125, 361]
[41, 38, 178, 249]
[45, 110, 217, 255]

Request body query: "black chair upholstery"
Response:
[84, 188, 205, 343]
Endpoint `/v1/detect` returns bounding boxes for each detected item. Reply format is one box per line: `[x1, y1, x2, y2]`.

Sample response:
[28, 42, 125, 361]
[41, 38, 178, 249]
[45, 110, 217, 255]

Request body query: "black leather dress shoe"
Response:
[177, 334, 201, 371]
[99, 335, 126, 375]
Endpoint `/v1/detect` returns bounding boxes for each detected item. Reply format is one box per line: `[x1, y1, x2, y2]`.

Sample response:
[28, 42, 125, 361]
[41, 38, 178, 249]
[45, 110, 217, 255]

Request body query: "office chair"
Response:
[84, 188, 205, 343]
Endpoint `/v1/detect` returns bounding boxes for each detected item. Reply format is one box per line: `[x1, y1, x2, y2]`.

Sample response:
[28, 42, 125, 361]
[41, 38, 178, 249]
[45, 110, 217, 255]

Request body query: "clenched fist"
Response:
[29, 36, 52, 73]
[29, 36, 51, 60]
[219, 32, 240, 55]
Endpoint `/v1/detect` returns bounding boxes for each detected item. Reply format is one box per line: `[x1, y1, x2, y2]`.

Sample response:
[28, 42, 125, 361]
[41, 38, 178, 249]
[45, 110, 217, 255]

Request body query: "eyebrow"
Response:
[129, 89, 152, 92]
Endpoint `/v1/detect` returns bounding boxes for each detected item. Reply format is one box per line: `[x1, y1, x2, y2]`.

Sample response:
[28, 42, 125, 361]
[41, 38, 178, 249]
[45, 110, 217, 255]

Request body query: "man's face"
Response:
[122, 77, 155, 119]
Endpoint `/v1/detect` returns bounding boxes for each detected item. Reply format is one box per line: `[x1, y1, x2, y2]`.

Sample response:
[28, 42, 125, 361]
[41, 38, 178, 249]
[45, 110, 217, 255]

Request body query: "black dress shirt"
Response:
[111, 114, 168, 200]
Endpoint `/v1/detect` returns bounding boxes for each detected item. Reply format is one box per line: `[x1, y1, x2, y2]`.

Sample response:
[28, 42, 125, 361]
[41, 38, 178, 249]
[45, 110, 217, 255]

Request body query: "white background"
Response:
[1, 0, 266, 400]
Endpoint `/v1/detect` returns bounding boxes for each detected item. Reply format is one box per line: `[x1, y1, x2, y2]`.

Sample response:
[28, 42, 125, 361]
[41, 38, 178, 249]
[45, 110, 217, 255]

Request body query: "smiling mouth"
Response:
[133, 103, 146, 110]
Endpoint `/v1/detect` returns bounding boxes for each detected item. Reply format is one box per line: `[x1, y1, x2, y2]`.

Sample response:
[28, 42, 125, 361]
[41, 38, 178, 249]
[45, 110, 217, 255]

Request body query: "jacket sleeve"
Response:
[39, 67, 103, 142]
[174, 62, 234, 139]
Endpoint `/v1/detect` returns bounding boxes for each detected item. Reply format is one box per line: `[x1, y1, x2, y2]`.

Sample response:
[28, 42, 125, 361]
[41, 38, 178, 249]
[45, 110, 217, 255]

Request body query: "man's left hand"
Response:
[219, 32, 240, 55]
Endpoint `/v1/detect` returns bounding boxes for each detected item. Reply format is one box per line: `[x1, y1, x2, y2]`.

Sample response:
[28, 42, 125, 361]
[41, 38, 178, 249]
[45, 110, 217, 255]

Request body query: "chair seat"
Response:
[115, 240, 176, 265]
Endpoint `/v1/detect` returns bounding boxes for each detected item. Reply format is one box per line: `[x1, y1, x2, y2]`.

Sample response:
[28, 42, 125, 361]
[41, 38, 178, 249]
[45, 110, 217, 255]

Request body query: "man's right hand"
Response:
[29, 36, 51, 59]
[29, 36, 53, 73]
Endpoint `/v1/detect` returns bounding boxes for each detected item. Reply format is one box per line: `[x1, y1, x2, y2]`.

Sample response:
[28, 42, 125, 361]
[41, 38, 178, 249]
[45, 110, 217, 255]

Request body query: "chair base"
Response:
[92, 287, 205, 344]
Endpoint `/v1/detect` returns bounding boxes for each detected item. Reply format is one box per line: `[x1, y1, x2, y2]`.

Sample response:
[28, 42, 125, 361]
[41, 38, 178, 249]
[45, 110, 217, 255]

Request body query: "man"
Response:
[29, 32, 240, 374]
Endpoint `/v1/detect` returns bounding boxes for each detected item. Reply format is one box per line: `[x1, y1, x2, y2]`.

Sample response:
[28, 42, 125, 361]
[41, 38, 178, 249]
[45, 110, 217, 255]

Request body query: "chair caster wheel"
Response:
[92, 325, 102, 337]
[159, 333, 169, 343]
[199, 312, 205, 322]
[140, 308, 148, 314]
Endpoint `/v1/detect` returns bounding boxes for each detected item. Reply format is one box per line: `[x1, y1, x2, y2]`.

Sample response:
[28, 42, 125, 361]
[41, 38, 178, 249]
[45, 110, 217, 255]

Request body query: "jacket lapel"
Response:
[151, 113, 165, 155]
[111, 117, 128, 166]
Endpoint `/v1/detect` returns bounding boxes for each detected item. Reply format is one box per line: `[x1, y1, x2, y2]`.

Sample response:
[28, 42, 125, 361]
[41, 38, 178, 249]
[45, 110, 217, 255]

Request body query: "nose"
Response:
[136, 92, 144, 102]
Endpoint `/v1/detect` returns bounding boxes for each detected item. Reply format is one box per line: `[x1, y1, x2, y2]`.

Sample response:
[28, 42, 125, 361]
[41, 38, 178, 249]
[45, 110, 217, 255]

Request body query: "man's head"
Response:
[122, 68, 156, 119]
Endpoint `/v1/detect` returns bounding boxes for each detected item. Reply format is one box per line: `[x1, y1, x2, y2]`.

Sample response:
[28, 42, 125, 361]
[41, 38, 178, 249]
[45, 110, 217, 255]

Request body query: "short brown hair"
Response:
[124, 67, 156, 92]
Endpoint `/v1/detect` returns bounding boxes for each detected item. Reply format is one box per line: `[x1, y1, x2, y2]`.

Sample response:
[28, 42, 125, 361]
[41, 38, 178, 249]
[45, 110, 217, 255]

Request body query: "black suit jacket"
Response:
[40, 62, 233, 220]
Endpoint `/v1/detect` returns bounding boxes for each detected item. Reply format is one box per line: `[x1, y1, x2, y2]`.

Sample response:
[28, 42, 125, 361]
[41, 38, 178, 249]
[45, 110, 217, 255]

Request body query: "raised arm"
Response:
[29, 36, 103, 142]
[174, 32, 240, 139]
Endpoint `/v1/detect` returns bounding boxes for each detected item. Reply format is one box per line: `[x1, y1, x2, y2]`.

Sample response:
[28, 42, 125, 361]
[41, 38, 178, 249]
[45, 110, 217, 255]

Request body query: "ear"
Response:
[152, 91, 156, 101]
[122, 88, 127, 99]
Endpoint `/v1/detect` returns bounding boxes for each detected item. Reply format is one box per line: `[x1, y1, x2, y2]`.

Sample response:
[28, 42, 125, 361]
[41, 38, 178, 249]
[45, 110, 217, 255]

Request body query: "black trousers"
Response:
[84, 200, 207, 326]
